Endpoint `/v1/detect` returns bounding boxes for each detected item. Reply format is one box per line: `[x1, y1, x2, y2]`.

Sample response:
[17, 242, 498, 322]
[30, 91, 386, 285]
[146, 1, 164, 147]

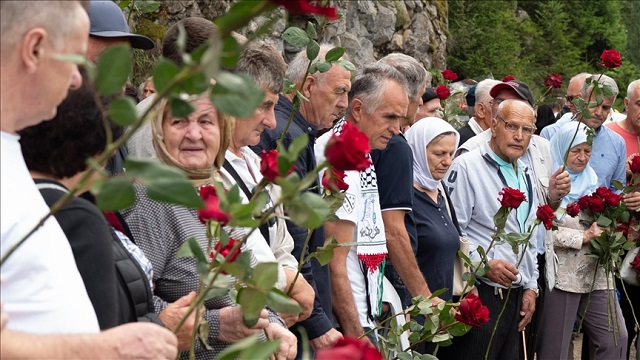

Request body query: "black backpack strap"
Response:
[222, 159, 271, 245]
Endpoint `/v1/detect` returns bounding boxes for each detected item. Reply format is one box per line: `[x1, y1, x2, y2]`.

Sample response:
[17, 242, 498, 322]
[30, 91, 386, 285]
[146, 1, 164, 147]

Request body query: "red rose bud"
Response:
[260, 150, 295, 183]
[441, 69, 458, 82]
[197, 185, 231, 225]
[325, 122, 371, 171]
[536, 204, 556, 230]
[211, 238, 241, 264]
[435, 85, 450, 100]
[315, 337, 382, 360]
[600, 49, 622, 69]
[589, 197, 605, 213]
[631, 255, 640, 272]
[544, 74, 563, 88]
[322, 168, 349, 192]
[502, 75, 516, 82]
[566, 202, 580, 217]
[269, 0, 338, 20]
[578, 195, 592, 210]
[455, 293, 490, 327]
[498, 187, 527, 209]
[595, 186, 612, 199]
[630, 155, 640, 174]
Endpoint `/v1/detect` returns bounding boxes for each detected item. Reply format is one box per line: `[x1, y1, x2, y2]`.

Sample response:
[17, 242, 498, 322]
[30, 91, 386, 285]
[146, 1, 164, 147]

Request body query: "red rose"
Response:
[631, 255, 640, 272]
[544, 74, 562, 89]
[455, 293, 490, 327]
[630, 155, 640, 174]
[322, 168, 349, 192]
[325, 122, 371, 171]
[566, 202, 580, 217]
[537, 204, 556, 230]
[578, 195, 592, 210]
[441, 69, 458, 82]
[315, 337, 382, 360]
[260, 150, 295, 183]
[600, 49, 622, 69]
[197, 185, 231, 225]
[502, 75, 516, 82]
[604, 192, 622, 207]
[498, 187, 527, 209]
[435, 85, 450, 100]
[211, 238, 241, 266]
[269, 0, 338, 20]
[589, 197, 605, 213]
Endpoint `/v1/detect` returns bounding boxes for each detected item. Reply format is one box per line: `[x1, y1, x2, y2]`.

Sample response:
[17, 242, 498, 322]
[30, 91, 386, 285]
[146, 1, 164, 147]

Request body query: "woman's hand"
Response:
[583, 222, 604, 244]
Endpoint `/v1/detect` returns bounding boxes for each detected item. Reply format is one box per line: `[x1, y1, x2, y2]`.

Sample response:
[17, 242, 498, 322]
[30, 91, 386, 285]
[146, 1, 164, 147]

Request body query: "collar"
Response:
[277, 95, 319, 138]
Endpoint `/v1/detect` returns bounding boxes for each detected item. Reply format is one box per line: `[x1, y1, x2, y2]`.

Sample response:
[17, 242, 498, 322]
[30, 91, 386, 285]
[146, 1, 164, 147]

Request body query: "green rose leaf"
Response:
[95, 176, 135, 210]
[286, 192, 330, 229]
[237, 287, 268, 327]
[176, 237, 209, 274]
[325, 47, 345, 62]
[315, 61, 332, 73]
[306, 22, 318, 40]
[211, 72, 265, 118]
[180, 72, 209, 95]
[252, 262, 279, 291]
[267, 289, 302, 314]
[282, 26, 310, 48]
[108, 97, 138, 126]
[240, 341, 280, 360]
[306, 40, 320, 62]
[152, 59, 181, 94]
[170, 97, 195, 118]
[136, 0, 160, 13]
[95, 44, 132, 96]
[216, 334, 261, 360]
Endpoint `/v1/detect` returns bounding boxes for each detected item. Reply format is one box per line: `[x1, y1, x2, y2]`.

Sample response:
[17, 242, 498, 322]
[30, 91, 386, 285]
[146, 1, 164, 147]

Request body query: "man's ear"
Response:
[477, 102, 488, 119]
[301, 75, 315, 98]
[350, 98, 363, 123]
[20, 27, 47, 73]
[490, 116, 498, 137]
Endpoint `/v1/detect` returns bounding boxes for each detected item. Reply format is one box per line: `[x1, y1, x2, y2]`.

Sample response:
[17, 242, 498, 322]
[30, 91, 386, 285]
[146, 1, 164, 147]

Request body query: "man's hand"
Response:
[583, 222, 604, 244]
[284, 270, 315, 323]
[158, 291, 198, 351]
[518, 289, 537, 331]
[548, 166, 571, 204]
[103, 322, 178, 360]
[485, 259, 518, 287]
[623, 191, 640, 211]
[217, 307, 269, 343]
[265, 323, 297, 360]
[309, 328, 343, 351]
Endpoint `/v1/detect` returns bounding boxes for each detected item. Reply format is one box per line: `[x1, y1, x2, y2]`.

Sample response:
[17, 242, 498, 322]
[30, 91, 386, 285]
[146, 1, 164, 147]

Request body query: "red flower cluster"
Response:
[211, 238, 241, 264]
[600, 49, 622, 69]
[441, 69, 458, 82]
[631, 255, 640, 272]
[498, 187, 527, 209]
[315, 337, 382, 360]
[197, 185, 231, 225]
[435, 85, 450, 100]
[577, 187, 623, 213]
[502, 75, 516, 82]
[260, 150, 296, 183]
[630, 155, 640, 174]
[536, 204, 556, 230]
[455, 293, 490, 327]
[566, 202, 581, 217]
[325, 122, 371, 171]
[544, 74, 563, 88]
[322, 168, 349, 192]
[269, 0, 338, 20]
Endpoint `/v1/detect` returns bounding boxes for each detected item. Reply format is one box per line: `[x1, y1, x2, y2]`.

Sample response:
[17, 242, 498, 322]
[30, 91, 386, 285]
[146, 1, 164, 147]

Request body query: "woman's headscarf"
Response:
[405, 117, 460, 191]
[151, 95, 235, 187]
[549, 122, 598, 207]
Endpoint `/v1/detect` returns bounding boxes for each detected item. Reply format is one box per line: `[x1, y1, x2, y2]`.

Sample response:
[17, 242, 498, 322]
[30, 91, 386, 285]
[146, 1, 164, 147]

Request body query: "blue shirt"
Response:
[590, 125, 627, 190]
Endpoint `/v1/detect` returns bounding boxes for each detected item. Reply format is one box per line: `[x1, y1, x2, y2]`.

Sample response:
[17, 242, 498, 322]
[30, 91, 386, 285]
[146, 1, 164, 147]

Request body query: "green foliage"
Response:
[95, 44, 132, 96]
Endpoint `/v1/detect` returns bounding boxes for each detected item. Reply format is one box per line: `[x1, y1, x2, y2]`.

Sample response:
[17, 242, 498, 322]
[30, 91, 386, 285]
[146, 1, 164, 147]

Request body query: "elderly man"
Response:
[457, 79, 501, 145]
[251, 45, 351, 350]
[540, 73, 591, 140]
[415, 88, 443, 120]
[0, 1, 177, 358]
[315, 63, 409, 344]
[444, 100, 541, 359]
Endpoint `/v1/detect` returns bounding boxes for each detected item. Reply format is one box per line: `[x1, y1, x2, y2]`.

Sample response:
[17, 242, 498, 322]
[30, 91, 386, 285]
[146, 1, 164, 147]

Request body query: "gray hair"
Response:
[582, 74, 619, 99]
[286, 44, 348, 86]
[1, 1, 87, 57]
[378, 53, 428, 102]
[235, 42, 286, 94]
[346, 62, 408, 118]
[627, 79, 640, 98]
[570, 72, 592, 86]
[475, 79, 501, 106]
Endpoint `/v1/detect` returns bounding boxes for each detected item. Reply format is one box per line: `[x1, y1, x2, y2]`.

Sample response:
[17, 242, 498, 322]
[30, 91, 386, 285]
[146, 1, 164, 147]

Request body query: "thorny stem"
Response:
[577, 260, 599, 333]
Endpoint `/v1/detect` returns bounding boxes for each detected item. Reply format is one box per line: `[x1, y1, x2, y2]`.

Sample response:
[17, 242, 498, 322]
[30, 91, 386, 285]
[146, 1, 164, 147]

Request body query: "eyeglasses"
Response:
[565, 95, 575, 103]
[497, 116, 536, 136]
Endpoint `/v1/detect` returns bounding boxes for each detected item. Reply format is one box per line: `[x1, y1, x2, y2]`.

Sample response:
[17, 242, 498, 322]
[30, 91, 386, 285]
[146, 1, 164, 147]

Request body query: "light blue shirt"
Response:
[540, 112, 574, 140]
[590, 125, 627, 190]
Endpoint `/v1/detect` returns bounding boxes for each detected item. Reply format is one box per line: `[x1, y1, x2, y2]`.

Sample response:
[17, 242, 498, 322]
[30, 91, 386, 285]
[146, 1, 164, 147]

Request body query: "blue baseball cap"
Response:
[88, 0, 155, 50]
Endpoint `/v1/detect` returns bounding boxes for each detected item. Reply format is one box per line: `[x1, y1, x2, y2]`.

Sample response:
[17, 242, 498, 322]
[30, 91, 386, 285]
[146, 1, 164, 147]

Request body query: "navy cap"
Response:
[466, 84, 476, 106]
[490, 80, 535, 107]
[88, 0, 155, 50]
[421, 88, 438, 103]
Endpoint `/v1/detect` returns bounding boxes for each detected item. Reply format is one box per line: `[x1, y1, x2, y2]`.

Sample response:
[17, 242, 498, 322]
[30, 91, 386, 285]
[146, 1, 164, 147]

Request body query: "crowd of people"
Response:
[1, 1, 639, 360]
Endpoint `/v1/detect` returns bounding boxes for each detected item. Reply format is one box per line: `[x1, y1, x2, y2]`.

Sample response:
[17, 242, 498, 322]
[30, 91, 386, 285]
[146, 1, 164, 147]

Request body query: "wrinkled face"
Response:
[490, 103, 535, 163]
[356, 80, 409, 150]
[426, 134, 456, 181]
[303, 64, 351, 129]
[566, 78, 584, 114]
[566, 142, 592, 173]
[86, 36, 128, 62]
[142, 79, 156, 100]
[406, 83, 427, 125]
[624, 85, 640, 134]
[233, 86, 278, 148]
[582, 93, 615, 129]
[162, 97, 221, 170]
[490, 89, 522, 118]
[416, 98, 443, 120]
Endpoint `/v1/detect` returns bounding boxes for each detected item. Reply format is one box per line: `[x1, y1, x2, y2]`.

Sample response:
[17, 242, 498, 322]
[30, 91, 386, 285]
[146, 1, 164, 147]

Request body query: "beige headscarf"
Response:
[151, 94, 235, 188]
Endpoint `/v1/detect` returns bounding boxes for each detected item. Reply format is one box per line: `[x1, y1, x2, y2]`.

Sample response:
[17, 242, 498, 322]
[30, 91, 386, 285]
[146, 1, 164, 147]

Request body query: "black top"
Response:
[250, 95, 333, 338]
[457, 124, 477, 146]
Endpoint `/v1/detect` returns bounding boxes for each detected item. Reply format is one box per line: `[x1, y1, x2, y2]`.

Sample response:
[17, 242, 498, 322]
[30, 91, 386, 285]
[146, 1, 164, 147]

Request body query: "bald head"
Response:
[490, 99, 535, 164]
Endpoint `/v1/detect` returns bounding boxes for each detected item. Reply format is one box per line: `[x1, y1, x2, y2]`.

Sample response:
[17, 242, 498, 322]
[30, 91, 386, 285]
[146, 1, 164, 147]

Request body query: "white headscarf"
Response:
[405, 117, 460, 191]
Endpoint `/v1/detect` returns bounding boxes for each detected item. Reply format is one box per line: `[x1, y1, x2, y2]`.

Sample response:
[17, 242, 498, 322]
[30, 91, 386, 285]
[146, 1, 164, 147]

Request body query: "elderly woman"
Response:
[538, 122, 628, 359]
[122, 94, 296, 359]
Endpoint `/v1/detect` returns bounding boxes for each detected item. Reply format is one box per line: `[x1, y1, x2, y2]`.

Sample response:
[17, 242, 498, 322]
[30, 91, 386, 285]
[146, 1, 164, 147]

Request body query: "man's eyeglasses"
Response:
[497, 116, 536, 136]
[565, 95, 575, 103]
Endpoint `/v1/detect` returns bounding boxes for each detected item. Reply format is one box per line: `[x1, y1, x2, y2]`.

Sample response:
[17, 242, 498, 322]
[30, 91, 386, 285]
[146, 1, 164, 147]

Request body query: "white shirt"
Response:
[1, 132, 99, 334]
